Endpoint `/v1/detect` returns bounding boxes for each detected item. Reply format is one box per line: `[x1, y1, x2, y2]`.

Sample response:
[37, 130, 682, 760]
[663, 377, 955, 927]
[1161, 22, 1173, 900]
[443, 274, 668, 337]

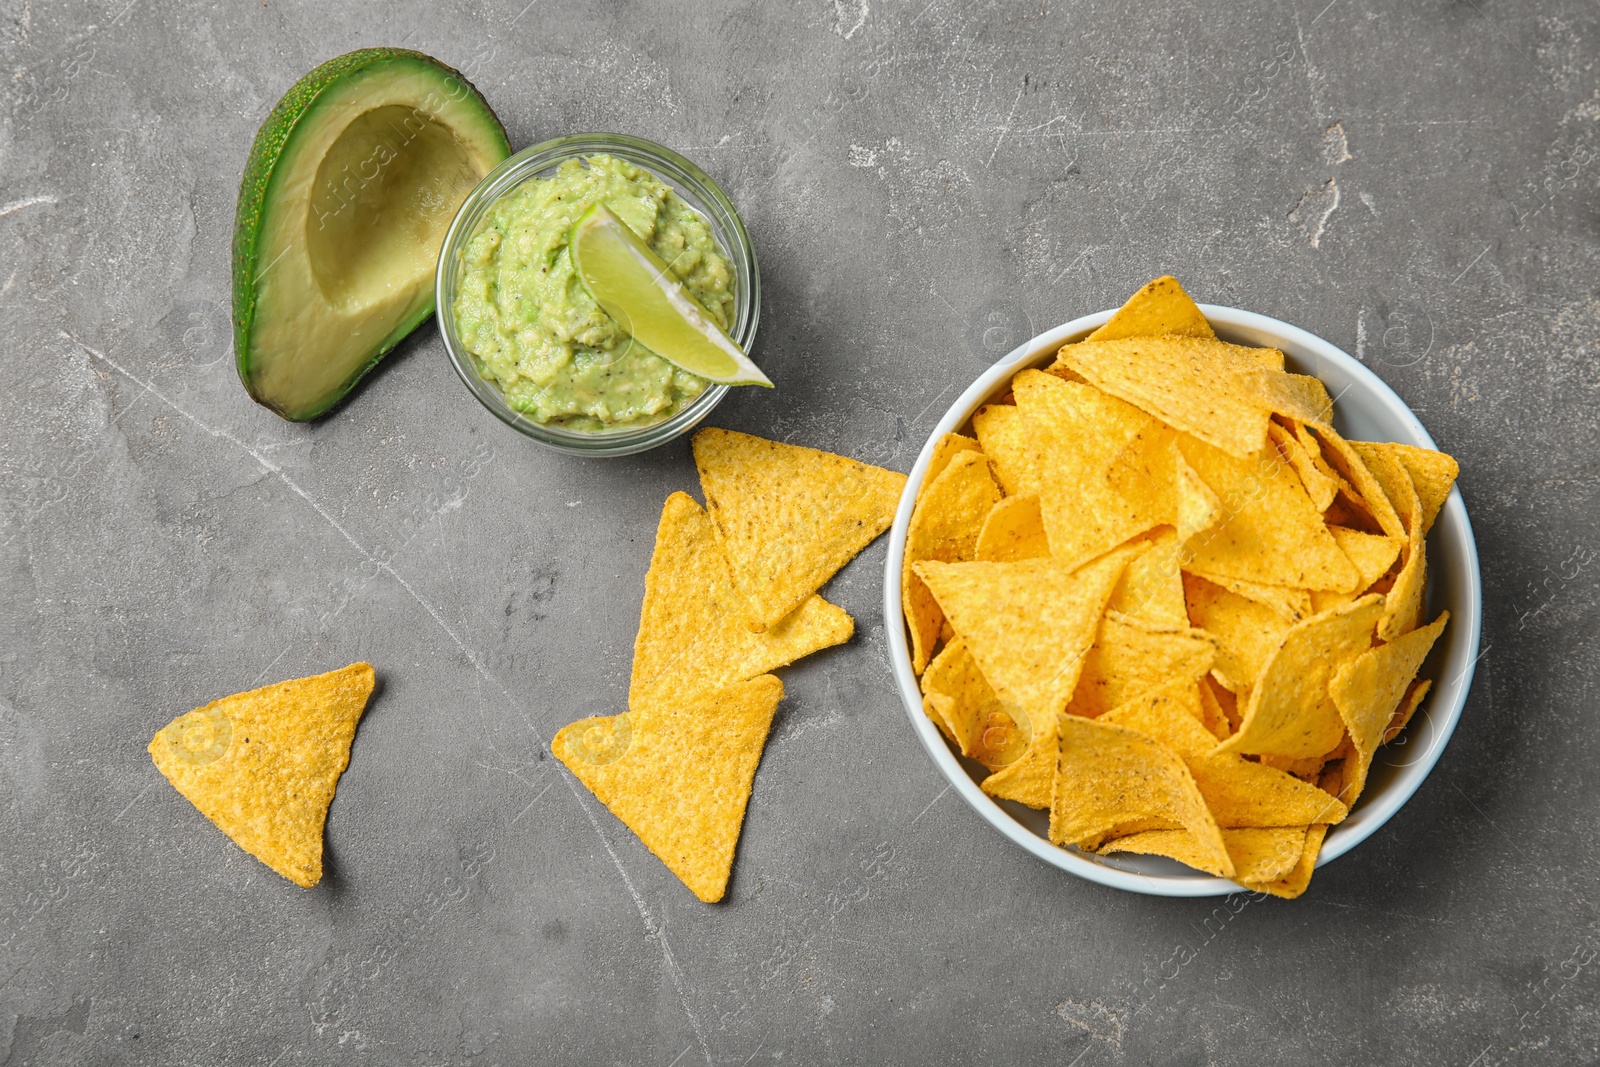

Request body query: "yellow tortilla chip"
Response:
[1351, 442, 1428, 640]
[1269, 421, 1338, 511]
[974, 495, 1050, 562]
[921, 637, 1032, 769]
[903, 450, 1003, 673]
[1101, 826, 1307, 883]
[1051, 335, 1332, 459]
[1219, 595, 1384, 759]
[1065, 611, 1217, 719]
[1108, 530, 1188, 627]
[1014, 370, 1170, 570]
[1182, 567, 1313, 624]
[148, 663, 375, 888]
[1244, 822, 1327, 899]
[1386, 441, 1459, 533]
[1086, 274, 1217, 342]
[1197, 675, 1234, 740]
[1177, 434, 1361, 592]
[1384, 679, 1432, 744]
[1102, 680, 1348, 827]
[1330, 612, 1449, 805]
[631, 493, 853, 708]
[1049, 715, 1232, 877]
[1311, 427, 1405, 541]
[1330, 526, 1402, 591]
[970, 403, 1037, 496]
[692, 428, 906, 632]
[921, 432, 983, 497]
[554, 675, 782, 903]
[1182, 573, 1293, 691]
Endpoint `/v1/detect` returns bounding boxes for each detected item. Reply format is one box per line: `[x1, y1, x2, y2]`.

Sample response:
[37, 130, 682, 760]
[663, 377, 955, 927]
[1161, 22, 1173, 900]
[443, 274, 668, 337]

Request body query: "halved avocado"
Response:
[233, 48, 511, 420]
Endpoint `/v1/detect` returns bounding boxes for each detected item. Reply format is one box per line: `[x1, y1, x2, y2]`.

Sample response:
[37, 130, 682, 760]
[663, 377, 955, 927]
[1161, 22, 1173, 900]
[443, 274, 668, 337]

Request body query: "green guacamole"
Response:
[452, 154, 736, 430]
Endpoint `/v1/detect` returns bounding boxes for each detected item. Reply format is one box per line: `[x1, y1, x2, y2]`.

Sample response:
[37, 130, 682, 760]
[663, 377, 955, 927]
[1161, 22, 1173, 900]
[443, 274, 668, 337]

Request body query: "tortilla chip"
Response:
[692, 428, 906, 632]
[975, 495, 1051, 562]
[631, 494, 853, 708]
[1218, 595, 1384, 759]
[1049, 715, 1232, 877]
[1182, 573, 1293, 691]
[1385, 442, 1459, 533]
[1197, 676, 1234, 740]
[1102, 679, 1348, 827]
[903, 450, 1004, 673]
[1014, 370, 1170, 569]
[1101, 826, 1307, 883]
[921, 432, 983, 498]
[1086, 275, 1217, 342]
[1384, 679, 1432, 744]
[1064, 612, 1217, 719]
[1269, 422, 1338, 511]
[1351, 442, 1428, 640]
[148, 663, 375, 887]
[1242, 822, 1327, 899]
[554, 675, 782, 903]
[1177, 434, 1361, 592]
[922, 637, 1031, 768]
[1108, 529, 1188, 627]
[1182, 567, 1313, 623]
[1311, 428, 1405, 541]
[970, 403, 1037, 496]
[1330, 612, 1449, 805]
[1330, 526, 1403, 591]
[919, 549, 1133, 809]
[1051, 336, 1332, 459]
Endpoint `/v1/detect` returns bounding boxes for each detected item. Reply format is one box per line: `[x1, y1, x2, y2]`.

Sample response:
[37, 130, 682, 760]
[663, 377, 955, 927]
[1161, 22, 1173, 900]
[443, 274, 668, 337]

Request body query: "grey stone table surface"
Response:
[2, 0, 1598, 1063]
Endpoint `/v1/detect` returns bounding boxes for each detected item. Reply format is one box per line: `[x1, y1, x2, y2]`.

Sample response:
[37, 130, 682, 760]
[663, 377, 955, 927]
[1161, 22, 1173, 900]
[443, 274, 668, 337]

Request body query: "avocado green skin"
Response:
[232, 48, 512, 421]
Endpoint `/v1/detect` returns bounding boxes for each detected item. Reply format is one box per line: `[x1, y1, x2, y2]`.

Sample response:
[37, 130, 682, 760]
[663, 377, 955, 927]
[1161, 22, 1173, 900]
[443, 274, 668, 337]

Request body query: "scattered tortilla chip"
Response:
[1269, 421, 1338, 511]
[903, 450, 1004, 672]
[1384, 678, 1432, 744]
[1050, 715, 1233, 877]
[1183, 566, 1313, 623]
[1219, 595, 1384, 759]
[1244, 823, 1328, 899]
[975, 495, 1050, 562]
[1052, 335, 1331, 459]
[971, 403, 1037, 496]
[554, 675, 782, 903]
[1086, 274, 1217, 342]
[631, 494, 853, 709]
[1178, 434, 1361, 592]
[1386, 442, 1459, 533]
[1102, 826, 1307, 883]
[148, 663, 375, 888]
[1330, 613, 1449, 805]
[1065, 612, 1217, 719]
[1108, 530, 1188, 627]
[1182, 573, 1293, 690]
[1015, 370, 1170, 569]
[1102, 679, 1348, 827]
[692, 428, 906, 632]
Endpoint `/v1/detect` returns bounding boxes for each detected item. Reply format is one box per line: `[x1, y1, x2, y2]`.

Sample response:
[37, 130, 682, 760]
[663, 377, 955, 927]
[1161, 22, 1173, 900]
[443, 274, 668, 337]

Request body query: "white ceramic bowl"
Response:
[883, 305, 1482, 897]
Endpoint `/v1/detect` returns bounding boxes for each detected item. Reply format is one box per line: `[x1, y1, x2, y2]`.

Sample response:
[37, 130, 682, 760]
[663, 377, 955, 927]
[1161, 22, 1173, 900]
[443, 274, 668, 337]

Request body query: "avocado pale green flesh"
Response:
[233, 50, 510, 420]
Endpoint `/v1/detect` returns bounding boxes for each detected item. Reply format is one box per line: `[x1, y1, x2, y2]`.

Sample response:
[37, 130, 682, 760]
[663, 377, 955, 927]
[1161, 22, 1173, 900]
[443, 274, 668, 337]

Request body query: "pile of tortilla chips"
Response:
[556, 428, 905, 902]
[904, 276, 1459, 898]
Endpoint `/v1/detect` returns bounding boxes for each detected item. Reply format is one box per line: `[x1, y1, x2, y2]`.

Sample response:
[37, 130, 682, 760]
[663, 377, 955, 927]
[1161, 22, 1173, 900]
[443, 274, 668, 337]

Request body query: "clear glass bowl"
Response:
[435, 133, 759, 457]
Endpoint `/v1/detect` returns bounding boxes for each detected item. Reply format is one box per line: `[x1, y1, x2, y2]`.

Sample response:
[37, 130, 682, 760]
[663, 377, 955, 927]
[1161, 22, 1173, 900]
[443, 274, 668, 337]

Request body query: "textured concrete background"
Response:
[2, 0, 1598, 1063]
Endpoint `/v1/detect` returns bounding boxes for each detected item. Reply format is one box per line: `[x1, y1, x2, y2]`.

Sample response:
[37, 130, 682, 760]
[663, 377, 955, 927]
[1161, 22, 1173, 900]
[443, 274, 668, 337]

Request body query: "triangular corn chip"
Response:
[921, 638, 1030, 769]
[1086, 275, 1217, 342]
[1330, 612, 1449, 805]
[1049, 715, 1233, 877]
[148, 663, 375, 888]
[1108, 530, 1188, 627]
[1385, 442, 1459, 533]
[921, 432, 983, 495]
[1182, 573, 1293, 691]
[975, 495, 1050, 562]
[554, 676, 783, 903]
[1351, 442, 1427, 640]
[1182, 566, 1313, 623]
[903, 450, 1003, 672]
[1384, 678, 1432, 744]
[1065, 612, 1217, 719]
[1015, 370, 1170, 569]
[692, 428, 906, 632]
[1242, 823, 1328, 899]
[1101, 826, 1307, 883]
[1330, 526, 1402, 591]
[1218, 594, 1384, 759]
[1269, 422, 1338, 511]
[631, 494, 853, 708]
[970, 403, 1037, 497]
[1102, 680, 1348, 827]
[1310, 427, 1405, 541]
[1177, 434, 1361, 592]
[1051, 335, 1332, 459]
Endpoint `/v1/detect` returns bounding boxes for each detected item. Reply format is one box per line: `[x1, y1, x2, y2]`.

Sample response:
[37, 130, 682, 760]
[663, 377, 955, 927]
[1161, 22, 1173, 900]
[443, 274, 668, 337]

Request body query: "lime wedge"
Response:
[570, 204, 773, 387]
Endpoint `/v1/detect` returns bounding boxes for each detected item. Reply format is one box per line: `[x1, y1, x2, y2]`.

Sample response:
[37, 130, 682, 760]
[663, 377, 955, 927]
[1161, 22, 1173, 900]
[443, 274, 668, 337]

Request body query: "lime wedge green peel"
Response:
[571, 205, 773, 387]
